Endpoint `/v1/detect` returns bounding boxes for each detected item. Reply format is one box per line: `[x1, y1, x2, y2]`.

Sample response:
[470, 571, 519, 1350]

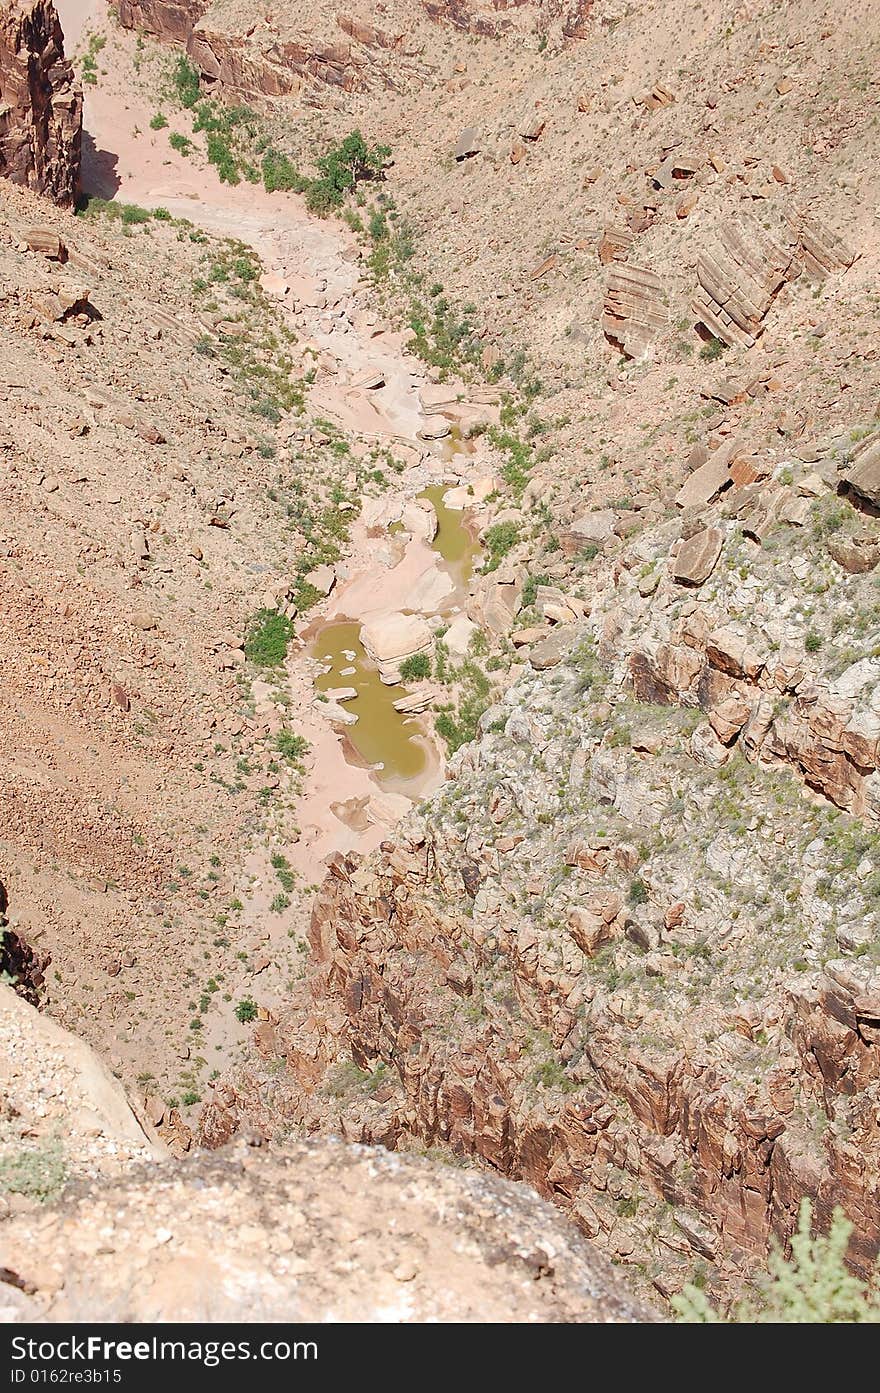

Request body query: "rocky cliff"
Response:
[0, 0, 81, 205]
[296, 825, 880, 1296]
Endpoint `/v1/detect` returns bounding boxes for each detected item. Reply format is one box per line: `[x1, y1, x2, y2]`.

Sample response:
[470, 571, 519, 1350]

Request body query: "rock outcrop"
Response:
[692, 219, 795, 349]
[602, 264, 668, 360]
[299, 825, 880, 1294]
[0, 0, 80, 205]
[1, 1137, 656, 1321]
[118, 0, 420, 101]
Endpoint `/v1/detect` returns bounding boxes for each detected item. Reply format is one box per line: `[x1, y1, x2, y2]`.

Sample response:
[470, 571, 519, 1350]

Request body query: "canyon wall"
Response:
[0, 0, 81, 205]
[300, 817, 880, 1292]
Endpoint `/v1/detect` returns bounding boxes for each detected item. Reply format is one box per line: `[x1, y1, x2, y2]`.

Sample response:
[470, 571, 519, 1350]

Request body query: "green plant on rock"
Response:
[399, 653, 431, 682]
[171, 55, 201, 110]
[483, 521, 520, 573]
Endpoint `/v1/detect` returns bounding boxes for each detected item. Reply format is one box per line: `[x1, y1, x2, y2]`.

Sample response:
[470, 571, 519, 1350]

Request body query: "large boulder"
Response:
[360, 612, 432, 669]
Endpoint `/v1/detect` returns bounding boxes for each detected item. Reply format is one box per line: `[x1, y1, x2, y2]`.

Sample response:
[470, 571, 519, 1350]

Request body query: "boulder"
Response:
[844, 441, 880, 508]
[827, 537, 880, 575]
[529, 626, 577, 670]
[360, 612, 432, 667]
[454, 127, 481, 160]
[672, 527, 723, 585]
[444, 612, 478, 658]
[305, 564, 336, 596]
[602, 264, 668, 360]
[21, 226, 66, 259]
[565, 510, 617, 548]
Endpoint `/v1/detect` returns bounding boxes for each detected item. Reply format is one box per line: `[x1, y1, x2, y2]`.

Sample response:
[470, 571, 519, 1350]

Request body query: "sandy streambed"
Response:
[57, 0, 493, 873]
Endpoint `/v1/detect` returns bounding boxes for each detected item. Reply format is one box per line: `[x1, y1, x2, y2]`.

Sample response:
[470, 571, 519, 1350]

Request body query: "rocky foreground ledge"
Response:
[0, 1135, 655, 1322]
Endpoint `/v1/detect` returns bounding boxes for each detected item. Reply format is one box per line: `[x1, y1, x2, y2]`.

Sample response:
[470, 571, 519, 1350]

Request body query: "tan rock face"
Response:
[0, 1139, 656, 1322]
[672, 527, 723, 585]
[360, 611, 432, 667]
[602, 263, 668, 360]
[0, 0, 81, 206]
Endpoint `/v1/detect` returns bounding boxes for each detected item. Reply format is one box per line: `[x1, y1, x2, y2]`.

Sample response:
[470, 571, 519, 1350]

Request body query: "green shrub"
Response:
[275, 730, 309, 765]
[150, 112, 169, 130]
[304, 130, 390, 216]
[699, 336, 725, 361]
[435, 662, 491, 753]
[0, 1141, 66, 1201]
[675, 1200, 880, 1322]
[244, 609, 293, 666]
[628, 878, 648, 905]
[270, 851, 296, 893]
[261, 148, 307, 194]
[521, 573, 551, 609]
[805, 630, 823, 653]
[234, 998, 258, 1024]
[169, 131, 193, 156]
[399, 653, 431, 682]
[483, 521, 520, 572]
[121, 203, 151, 225]
[172, 55, 201, 110]
[205, 132, 240, 185]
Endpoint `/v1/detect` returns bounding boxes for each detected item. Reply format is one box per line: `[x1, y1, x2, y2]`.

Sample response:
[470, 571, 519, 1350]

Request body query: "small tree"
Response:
[305, 131, 390, 214]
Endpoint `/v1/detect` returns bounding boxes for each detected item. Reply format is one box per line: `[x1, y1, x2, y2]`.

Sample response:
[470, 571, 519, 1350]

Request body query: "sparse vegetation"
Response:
[0, 1140, 66, 1201]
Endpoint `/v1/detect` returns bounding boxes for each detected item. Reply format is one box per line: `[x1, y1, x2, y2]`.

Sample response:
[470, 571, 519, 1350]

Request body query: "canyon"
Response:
[1, 0, 880, 1323]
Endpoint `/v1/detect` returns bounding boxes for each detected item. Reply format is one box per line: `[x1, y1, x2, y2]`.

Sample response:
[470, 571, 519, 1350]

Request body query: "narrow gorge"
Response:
[1, 0, 880, 1327]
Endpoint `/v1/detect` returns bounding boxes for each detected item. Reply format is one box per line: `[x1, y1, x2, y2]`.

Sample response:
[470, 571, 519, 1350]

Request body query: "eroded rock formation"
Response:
[0, 0, 81, 205]
[299, 837, 880, 1286]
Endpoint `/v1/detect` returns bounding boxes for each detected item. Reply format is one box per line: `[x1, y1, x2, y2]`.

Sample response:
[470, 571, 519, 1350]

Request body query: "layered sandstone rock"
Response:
[116, 0, 205, 43]
[0, 0, 81, 205]
[118, 0, 418, 101]
[692, 219, 795, 349]
[602, 264, 668, 360]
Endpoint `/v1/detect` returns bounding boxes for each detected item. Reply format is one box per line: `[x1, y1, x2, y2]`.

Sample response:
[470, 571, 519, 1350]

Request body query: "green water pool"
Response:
[311, 485, 479, 783]
[313, 622, 428, 782]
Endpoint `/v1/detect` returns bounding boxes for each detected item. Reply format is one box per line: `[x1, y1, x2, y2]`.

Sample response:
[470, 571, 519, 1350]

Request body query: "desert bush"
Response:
[399, 653, 431, 682]
[243, 610, 293, 666]
[305, 131, 390, 215]
[675, 1200, 880, 1322]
